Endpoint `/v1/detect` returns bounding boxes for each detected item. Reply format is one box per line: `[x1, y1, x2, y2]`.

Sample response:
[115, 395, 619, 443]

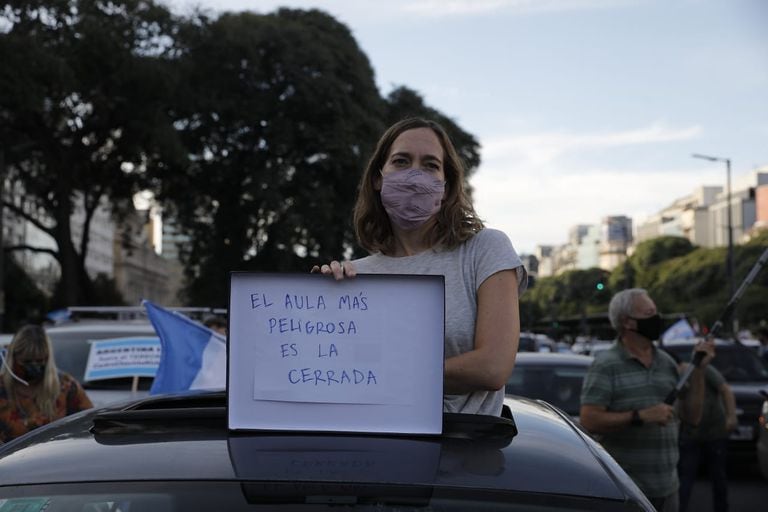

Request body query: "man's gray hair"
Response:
[608, 288, 649, 331]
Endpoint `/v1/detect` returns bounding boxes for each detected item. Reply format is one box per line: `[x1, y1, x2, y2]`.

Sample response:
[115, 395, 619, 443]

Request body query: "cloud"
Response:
[470, 123, 715, 253]
[481, 123, 703, 168]
[470, 163, 725, 254]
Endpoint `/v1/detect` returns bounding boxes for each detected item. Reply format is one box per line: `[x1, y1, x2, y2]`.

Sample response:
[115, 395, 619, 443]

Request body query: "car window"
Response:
[47, 328, 157, 391]
[505, 365, 589, 415]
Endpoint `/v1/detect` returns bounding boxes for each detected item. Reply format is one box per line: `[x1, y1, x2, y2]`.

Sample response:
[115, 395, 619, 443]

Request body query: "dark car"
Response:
[759, 391, 768, 479]
[661, 338, 768, 467]
[518, 332, 557, 353]
[0, 391, 654, 511]
[505, 352, 594, 421]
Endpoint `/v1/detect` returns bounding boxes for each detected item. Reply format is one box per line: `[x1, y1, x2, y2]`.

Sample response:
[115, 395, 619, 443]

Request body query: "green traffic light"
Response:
[596, 283, 605, 291]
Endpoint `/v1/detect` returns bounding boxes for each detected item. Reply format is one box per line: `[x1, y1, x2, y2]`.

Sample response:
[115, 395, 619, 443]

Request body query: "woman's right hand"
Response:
[310, 260, 356, 280]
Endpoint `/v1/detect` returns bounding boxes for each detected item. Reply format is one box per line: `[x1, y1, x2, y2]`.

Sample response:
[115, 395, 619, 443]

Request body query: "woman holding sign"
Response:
[312, 118, 527, 415]
[0, 325, 92, 443]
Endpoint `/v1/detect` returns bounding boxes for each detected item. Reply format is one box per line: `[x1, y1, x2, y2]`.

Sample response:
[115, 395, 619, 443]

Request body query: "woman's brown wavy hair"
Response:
[353, 118, 484, 254]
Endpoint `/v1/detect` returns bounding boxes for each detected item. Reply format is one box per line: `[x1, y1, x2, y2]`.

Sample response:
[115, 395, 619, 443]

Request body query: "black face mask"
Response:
[20, 362, 47, 384]
[629, 314, 663, 341]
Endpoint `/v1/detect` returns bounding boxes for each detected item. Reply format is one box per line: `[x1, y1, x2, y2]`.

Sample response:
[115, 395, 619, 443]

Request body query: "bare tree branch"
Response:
[1, 200, 56, 237]
[4, 244, 60, 260]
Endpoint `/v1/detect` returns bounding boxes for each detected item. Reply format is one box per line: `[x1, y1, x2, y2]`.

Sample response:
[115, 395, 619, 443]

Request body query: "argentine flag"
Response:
[662, 318, 696, 342]
[143, 300, 227, 395]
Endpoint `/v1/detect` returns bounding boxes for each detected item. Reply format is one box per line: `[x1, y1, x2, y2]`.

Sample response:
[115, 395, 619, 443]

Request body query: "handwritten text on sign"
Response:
[250, 291, 381, 392]
[228, 273, 445, 434]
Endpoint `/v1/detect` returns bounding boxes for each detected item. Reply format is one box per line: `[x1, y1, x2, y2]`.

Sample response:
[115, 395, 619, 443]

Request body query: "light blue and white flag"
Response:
[143, 300, 226, 395]
[662, 318, 696, 342]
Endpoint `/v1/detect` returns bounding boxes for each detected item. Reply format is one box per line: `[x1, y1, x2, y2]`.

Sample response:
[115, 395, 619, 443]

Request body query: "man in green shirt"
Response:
[677, 364, 736, 512]
[580, 288, 713, 512]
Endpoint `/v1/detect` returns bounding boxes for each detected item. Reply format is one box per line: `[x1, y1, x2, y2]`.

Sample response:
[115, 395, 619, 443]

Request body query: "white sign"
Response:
[228, 272, 445, 434]
[84, 337, 161, 381]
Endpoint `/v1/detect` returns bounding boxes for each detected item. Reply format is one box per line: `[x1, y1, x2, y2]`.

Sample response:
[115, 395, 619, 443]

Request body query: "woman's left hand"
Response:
[310, 260, 356, 280]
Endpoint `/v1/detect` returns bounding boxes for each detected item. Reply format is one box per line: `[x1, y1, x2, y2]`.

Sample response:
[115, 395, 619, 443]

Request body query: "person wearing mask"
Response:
[677, 362, 737, 512]
[312, 117, 527, 415]
[580, 288, 713, 512]
[0, 325, 92, 443]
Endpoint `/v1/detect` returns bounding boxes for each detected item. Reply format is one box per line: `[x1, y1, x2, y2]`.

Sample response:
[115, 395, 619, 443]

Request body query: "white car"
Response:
[45, 321, 159, 407]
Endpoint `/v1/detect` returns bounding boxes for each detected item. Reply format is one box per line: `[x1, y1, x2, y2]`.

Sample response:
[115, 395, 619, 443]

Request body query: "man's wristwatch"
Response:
[631, 410, 643, 426]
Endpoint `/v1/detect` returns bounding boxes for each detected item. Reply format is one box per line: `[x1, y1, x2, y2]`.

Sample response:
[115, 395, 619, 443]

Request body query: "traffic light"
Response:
[596, 282, 605, 291]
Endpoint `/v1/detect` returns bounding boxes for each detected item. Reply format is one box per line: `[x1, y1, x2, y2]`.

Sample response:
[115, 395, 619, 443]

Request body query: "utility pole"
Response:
[692, 153, 736, 333]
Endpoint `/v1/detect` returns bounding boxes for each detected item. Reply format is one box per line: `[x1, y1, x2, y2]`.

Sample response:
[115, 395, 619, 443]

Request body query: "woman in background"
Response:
[0, 324, 92, 442]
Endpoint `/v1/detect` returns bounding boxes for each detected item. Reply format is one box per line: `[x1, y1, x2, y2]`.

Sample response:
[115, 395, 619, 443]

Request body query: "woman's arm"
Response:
[444, 269, 520, 394]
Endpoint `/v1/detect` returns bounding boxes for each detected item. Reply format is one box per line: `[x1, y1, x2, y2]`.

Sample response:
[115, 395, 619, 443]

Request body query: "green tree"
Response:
[0, 0, 183, 307]
[613, 233, 768, 332]
[521, 233, 768, 336]
[162, 9, 387, 306]
[384, 86, 481, 174]
[520, 268, 611, 331]
[162, 10, 484, 307]
[629, 236, 694, 289]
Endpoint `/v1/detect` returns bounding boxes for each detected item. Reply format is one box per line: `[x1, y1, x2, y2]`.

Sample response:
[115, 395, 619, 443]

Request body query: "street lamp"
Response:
[692, 153, 735, 325]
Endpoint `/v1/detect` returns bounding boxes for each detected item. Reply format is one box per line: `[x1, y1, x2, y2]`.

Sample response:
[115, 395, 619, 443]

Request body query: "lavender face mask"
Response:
[380, 168, 446, 230]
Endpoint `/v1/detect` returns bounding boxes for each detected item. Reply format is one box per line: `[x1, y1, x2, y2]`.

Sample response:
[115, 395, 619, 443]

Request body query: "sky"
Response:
[170, 0, 768, 255]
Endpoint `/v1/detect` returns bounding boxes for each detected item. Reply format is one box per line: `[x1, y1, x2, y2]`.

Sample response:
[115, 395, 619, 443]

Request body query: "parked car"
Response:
[661, 338, 768, 467]
[570, 338, 614, 356]
[758, 391, 768, 480]
[518, 332, 557, 353]
[0, 390, 653, 510]
[45, 320, 159, 407]
[505, 352, 594, 421]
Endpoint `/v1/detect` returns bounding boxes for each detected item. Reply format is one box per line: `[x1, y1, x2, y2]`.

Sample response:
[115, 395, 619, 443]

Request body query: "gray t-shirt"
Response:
[352, 228, 528, 415]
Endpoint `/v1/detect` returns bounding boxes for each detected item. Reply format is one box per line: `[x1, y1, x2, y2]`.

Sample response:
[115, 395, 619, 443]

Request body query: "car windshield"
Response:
[505, 365, 588, 415]
[0, 482, 640, 511]
[663, 344, 768, 382]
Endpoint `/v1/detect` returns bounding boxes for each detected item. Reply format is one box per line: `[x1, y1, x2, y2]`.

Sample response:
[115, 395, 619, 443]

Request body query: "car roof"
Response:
[514, 352, 594, 365]
[45, 321, 155, 335]
[0, 392, 646, 506]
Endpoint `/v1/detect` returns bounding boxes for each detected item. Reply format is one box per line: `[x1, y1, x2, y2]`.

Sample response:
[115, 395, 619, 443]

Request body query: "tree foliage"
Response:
[0, 0, 183, 307]
[522, 234, 768, 335]
[160, 9, 386, 306]
[0, 3, 487, 311]
[161, 10, 485, 306]
[384, 87, 481, 173]
[523, 267, 611, 318]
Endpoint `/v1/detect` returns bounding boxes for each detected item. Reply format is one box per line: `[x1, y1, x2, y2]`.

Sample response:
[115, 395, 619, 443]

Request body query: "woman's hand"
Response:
[310, 260, 356, 280]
